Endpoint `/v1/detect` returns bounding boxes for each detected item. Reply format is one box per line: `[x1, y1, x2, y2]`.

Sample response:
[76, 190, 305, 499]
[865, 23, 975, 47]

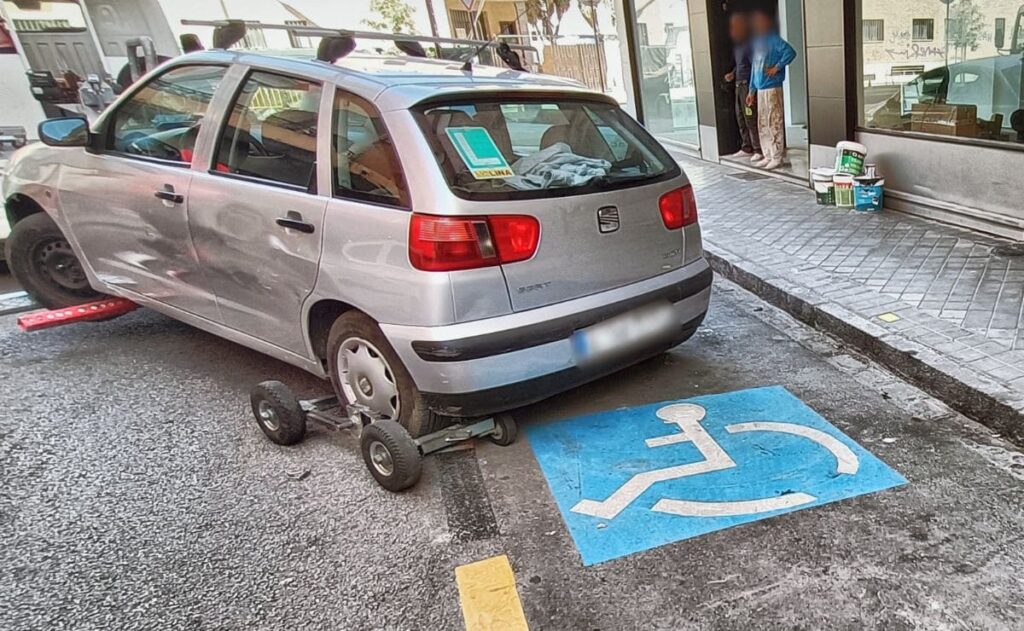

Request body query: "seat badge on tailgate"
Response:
[597, 206, 620, 234]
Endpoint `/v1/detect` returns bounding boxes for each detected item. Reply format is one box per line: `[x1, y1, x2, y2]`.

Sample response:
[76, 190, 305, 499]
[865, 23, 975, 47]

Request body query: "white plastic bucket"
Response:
[811, 167, 836, 205]
[834, 141, 868, 176]
[833, 174, 855, 208]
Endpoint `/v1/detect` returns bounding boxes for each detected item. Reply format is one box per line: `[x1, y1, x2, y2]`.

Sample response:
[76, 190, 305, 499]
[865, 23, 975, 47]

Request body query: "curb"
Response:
[704, 245, 1024, 446]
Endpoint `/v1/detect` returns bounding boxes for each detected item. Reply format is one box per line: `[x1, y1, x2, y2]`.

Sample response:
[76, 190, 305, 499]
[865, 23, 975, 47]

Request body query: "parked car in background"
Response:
[866, 5, 1024, 143]
[3, 48, 711, 439]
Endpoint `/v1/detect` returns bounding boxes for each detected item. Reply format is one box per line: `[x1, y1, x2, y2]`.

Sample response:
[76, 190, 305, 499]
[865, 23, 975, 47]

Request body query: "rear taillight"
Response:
[409, 213, 540, 272]
[659, 185, 698, 230]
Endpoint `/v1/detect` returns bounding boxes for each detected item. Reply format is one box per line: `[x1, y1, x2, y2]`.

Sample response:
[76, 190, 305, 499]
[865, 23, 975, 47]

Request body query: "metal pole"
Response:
[424, 0, 440, 38]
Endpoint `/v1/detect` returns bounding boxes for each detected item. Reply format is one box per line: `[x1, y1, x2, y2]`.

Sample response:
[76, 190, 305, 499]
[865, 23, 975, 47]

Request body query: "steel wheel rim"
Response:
[337, 337, 400, 421]
[257, 400, 280, 431]
[33, 238, 90, 292]
[368, 441, 394, 476]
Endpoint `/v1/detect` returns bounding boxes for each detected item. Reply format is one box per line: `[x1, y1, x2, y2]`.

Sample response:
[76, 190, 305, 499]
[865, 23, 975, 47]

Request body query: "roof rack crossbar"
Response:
[180, 20, 537, 54]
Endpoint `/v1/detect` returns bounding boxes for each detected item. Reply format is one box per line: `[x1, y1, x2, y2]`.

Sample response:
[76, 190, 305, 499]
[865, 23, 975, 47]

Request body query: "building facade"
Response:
[0, 0, 1020, 239]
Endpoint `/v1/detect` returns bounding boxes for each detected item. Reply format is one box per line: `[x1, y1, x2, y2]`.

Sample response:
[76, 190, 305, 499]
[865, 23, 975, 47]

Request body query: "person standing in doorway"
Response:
[724, 12, 761, 164]
[747, 10, 796, 171]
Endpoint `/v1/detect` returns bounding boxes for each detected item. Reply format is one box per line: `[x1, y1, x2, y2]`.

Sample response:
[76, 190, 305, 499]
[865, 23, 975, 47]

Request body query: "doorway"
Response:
[717, 0, 808, 178]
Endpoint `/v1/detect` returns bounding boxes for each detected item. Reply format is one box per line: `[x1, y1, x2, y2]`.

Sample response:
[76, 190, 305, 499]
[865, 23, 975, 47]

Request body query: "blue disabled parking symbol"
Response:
[527, 386, 907, 566]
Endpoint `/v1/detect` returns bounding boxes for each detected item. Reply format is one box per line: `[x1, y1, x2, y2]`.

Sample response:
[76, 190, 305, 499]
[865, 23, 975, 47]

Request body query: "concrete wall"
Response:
[858, 131, 1024, 239]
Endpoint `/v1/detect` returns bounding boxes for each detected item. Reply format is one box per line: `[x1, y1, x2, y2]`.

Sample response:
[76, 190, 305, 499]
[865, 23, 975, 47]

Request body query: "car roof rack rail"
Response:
[179, 19, 537, 71]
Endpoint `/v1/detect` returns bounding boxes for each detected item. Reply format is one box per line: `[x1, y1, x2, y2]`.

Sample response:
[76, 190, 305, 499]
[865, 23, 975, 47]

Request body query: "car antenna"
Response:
[460, 5, 529, 73]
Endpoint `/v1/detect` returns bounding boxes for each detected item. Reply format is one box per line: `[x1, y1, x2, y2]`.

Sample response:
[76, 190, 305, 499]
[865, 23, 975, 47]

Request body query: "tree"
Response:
[526, 0, 572, 46]
[363, 0, 418, 34]
[948, 0, 987, 54]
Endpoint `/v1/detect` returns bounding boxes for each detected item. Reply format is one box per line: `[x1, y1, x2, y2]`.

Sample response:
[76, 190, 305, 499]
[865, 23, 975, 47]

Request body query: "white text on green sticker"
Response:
[445, 127, 514, 180]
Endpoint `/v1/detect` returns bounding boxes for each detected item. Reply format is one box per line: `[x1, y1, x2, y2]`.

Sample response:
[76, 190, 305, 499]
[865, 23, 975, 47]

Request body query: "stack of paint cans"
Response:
[810, 142, 884, 212]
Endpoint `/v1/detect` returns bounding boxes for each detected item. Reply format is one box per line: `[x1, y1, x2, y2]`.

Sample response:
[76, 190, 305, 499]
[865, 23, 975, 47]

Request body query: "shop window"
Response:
[635, 0, 699, 147]
[859, 1, 1024, 147]
[912, 19, 934, 41]
[863, 19, 884, 43]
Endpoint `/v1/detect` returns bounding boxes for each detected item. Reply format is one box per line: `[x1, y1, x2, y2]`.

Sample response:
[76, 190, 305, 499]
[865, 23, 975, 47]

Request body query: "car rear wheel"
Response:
[5, 213, 103, 309]
[326, 311, 445, 438]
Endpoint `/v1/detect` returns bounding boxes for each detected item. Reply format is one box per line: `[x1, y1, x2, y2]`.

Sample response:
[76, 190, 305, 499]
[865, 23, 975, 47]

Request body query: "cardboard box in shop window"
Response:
[910, 103, 979, 137]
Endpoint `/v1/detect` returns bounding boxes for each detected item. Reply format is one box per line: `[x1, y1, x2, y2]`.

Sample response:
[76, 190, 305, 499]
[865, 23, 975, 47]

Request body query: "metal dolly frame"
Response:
[249, 381, 517, 492]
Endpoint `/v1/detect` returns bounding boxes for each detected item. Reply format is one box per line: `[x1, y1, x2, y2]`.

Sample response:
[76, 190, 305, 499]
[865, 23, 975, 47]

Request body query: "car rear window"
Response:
[414, 95, 679, 201]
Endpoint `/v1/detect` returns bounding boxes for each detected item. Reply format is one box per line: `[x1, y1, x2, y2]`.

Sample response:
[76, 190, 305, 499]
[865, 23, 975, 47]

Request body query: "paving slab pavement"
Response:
[678, 155, 1024, 445]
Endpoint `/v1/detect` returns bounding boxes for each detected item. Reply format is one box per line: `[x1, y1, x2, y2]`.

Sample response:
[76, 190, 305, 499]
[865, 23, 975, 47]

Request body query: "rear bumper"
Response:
[422, 311, 706, 417]
[381, 258, 713, 416]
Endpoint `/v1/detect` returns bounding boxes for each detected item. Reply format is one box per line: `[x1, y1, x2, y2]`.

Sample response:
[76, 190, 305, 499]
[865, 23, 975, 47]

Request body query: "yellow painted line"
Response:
[455, 555, 529, 631]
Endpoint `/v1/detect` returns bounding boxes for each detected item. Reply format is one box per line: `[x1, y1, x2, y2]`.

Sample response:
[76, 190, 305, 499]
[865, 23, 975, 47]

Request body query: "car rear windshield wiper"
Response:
[590, 173, 654, 189]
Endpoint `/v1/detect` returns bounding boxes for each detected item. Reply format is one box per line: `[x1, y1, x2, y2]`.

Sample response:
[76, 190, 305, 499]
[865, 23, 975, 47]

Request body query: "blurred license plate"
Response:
[572, 302, 676, 364]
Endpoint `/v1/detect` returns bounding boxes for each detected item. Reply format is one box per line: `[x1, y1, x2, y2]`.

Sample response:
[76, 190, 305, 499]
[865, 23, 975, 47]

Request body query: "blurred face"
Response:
[752, 12, 773, 35]
[729, 14, 748, 42]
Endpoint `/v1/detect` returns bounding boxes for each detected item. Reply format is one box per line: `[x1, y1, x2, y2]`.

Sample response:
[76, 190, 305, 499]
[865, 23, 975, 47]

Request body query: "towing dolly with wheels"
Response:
[249, 380, 518, 492]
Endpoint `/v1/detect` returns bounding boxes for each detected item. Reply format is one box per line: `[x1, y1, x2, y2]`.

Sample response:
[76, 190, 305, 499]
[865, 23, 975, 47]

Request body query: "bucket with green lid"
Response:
[834, 141, 868, 176]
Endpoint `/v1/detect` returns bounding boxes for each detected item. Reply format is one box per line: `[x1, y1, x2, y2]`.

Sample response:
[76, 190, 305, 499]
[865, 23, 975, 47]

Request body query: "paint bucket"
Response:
[834, 141, 868, 176]
[833, 174, 855, 208]
[863, 163, 878, 178]
[811, 167, 836, 205]
[854, 176, 885, 212]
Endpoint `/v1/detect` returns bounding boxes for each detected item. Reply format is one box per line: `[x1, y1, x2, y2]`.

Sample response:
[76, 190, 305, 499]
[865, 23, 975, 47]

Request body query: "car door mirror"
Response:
[38, 117, 90, 147]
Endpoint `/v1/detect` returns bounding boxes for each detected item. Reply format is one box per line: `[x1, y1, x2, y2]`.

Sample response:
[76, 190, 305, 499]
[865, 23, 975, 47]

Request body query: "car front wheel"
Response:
[5, 212, 103, 308]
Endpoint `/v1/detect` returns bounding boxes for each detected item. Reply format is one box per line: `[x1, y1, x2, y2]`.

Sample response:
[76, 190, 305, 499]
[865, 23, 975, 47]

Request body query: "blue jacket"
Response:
[750, 32, 796, 93]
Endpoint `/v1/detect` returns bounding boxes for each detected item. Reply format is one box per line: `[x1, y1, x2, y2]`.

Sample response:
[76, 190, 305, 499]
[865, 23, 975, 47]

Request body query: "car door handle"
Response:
[275, 216, 316, 234]
[154, 189, 184, 204]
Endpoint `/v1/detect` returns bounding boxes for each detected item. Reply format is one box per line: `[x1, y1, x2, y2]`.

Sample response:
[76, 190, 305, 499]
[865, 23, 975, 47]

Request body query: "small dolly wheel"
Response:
[250, 381, 306, 445]
[488, 413, 518, 446]
[360, 420, 422, 492]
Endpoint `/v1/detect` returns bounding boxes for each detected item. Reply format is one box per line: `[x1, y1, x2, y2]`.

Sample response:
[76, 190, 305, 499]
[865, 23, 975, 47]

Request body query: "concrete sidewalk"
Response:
[678, 155, 1024, 444]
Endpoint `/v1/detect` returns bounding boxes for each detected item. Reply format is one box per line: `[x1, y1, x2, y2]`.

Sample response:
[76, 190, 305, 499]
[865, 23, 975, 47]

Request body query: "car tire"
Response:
[5, 213, 103, 309]
[249, 380, 307, 446]
[359, 420, 422, 492]
[326, 311, 445, 438]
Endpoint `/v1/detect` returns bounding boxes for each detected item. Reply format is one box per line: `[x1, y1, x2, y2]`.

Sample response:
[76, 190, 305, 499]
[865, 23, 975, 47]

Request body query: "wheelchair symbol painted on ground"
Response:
[527, 386, 907, 566]
[571, 402, 859, 520]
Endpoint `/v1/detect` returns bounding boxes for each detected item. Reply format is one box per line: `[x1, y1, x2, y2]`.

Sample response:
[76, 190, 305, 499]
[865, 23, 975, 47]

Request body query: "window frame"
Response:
[862, 19, 884, 43]
[99, 62, 230, 168]
[208, 67, 324, 193]
[331, 88, 411, 210]
[911, 18, 934, 42]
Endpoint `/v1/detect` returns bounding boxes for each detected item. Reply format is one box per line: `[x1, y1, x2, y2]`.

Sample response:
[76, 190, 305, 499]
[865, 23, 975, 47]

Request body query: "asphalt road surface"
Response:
[2, 281, 1023, 630]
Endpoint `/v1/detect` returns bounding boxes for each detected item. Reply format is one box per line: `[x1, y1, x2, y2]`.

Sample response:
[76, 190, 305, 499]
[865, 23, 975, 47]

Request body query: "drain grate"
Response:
[726, 171, 771, 182]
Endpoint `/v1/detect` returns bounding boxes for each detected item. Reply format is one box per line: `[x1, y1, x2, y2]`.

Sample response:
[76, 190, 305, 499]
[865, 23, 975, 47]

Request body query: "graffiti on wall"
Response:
[881, 29, 945, 60]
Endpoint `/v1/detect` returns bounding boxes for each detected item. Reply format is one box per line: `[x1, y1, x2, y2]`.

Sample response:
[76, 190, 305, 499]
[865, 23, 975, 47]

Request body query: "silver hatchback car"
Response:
[4, 49, 712, 437]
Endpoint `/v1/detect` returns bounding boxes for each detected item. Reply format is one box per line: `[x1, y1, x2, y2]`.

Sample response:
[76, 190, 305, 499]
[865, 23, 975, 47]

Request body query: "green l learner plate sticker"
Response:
[445, 127, 514, 179]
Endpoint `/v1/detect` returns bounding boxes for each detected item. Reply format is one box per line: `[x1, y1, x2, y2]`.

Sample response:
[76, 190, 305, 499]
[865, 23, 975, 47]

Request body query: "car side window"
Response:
[333, 91, 409, 208]
[213, 71, 322, 189]
[106, 65, 227, 163]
